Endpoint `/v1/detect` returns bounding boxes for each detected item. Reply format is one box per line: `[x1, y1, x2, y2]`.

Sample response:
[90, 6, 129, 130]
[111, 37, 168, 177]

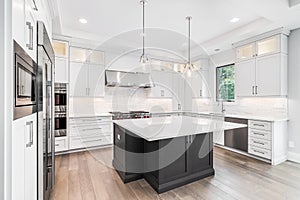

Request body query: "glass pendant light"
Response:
[184, 16, 194, 77]
[139, 0, 148, 66]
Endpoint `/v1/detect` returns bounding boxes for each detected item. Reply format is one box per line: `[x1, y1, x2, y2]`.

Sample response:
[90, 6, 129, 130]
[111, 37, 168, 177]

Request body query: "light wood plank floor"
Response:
[51, 147, 300, 200]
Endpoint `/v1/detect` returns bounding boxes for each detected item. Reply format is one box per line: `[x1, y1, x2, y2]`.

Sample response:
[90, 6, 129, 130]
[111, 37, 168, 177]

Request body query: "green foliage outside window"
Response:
[216, 64, 235, 101]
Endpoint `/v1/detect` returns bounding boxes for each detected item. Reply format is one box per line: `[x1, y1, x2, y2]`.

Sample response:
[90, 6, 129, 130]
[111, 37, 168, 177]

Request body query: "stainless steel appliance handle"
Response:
[26, 22, 33, 50]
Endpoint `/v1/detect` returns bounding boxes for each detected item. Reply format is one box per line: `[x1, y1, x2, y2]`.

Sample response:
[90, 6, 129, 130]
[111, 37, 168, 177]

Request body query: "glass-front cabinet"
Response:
[256, 35, 280, 57]
[236, 43, 255, 62]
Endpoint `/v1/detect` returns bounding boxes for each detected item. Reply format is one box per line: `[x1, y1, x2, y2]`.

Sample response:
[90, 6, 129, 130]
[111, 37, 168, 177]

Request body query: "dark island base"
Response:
[144, 168, 215, 194]
[113, 124, 215, 194]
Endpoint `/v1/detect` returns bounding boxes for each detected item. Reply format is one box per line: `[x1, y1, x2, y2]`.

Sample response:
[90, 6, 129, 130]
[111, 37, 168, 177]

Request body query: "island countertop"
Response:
[113, 116, 247, 142]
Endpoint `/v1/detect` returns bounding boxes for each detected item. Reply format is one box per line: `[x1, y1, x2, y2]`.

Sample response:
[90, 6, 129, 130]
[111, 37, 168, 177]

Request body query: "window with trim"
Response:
[216, 64, 235, 102]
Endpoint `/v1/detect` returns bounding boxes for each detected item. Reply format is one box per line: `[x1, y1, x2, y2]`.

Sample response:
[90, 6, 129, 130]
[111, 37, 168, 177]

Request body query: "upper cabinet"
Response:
[234, 32, 288, 97]
[53, 40, 69, 83]
[70, 47, 105, 65]
[12, 0, 53, 62]
[69, 46, 105, 97]
[149, 70, 173, 98]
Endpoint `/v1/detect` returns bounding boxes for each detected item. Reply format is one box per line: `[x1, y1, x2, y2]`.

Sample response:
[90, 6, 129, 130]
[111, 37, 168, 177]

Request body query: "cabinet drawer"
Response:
[249, 129, 271, 140]
[249, 120, 272, 131]
[70, 135, 112, 150]
[249, 138, 271, 150]
[248, 146, 271, 159]
[55, 138, 68, 152]
[70, 123, 112, 137]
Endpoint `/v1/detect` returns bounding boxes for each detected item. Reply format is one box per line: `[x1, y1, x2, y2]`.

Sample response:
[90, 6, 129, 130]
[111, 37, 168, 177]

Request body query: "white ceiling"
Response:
[52, 0, 300, 56]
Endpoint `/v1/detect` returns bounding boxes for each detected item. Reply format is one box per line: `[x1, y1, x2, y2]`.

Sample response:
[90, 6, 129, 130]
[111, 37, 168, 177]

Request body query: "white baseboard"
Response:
[288, 152, 300, 163]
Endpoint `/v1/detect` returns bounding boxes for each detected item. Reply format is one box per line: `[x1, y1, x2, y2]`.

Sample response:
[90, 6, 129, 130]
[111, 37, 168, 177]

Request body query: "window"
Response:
[216, 64, 235, 102]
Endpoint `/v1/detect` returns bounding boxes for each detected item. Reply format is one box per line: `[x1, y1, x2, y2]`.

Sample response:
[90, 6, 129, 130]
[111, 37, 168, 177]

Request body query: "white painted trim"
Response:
[0, 0, 13, 199]
[288, 152, 300, 163]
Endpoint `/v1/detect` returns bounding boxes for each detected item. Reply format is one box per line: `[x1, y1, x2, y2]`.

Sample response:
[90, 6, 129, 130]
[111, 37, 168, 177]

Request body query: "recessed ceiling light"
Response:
[230, 17, 240, 23]
[79, 18, 88, 24]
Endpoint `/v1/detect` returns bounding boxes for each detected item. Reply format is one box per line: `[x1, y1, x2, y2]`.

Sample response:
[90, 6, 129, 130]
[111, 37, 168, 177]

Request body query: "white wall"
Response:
[0, 0, 13, 199]
[288, 28, 300, 161]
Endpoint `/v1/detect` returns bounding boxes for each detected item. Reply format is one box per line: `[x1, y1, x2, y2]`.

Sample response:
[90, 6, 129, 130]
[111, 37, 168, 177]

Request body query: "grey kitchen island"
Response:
[112, 116, 246, 193]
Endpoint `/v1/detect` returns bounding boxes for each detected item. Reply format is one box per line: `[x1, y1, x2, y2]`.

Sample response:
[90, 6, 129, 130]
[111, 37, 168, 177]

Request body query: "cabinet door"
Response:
[191, 72, 203, 98]
[256, 35, 280, 57]
[69, 62, 88, 97]
[24, 0, 37, 61]
[188, 133, 213, 174]
[158, 137, 188, 183]
[236, 43, 255, 62]
[12, 0, 26, 49]
[256, 53, 283, 96]
[150, 71, 172, 98]
[172, 73, 185, 111]
[55, 57, 69, 83]
[25, 115, 37, 200]
[88, 64, 105, 97]
[235, 59, 256, 97]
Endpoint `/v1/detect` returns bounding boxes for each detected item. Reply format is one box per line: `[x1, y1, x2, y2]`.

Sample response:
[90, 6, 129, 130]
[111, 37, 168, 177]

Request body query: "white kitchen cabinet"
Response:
[248, 119, 288, 165]
[69, 116, 113, 150]
[12, 0, 38, 61]
[256, 53, 287, 96]
[70, 62, 105, 97]
[235, 59, 256, 97]
[55, 57, 69, 83]
[55, 137, 68, 152]
[236, 43, 255, 62]
[70, 62, 89, 97]
[70, 47, 105, 65]
[172, 72, 185, 111]
[53, 40, 69, 83]
[149, 71, 173, 98]
[12, 113, 37, 200]
[235, 33, 288, 97]
[88, 64, 105, 97]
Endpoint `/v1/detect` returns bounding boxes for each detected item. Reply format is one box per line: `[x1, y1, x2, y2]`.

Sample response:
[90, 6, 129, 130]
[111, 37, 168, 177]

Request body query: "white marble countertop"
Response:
[113, 116, 247, 142]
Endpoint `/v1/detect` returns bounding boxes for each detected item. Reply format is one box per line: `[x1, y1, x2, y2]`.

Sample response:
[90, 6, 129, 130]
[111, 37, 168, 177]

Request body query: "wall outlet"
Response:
[289, 141, 295, 148]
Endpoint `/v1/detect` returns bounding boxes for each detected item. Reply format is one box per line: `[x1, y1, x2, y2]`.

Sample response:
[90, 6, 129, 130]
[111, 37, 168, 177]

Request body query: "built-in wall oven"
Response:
[54, 83, 67, 137]
[14, 41, 37, 120]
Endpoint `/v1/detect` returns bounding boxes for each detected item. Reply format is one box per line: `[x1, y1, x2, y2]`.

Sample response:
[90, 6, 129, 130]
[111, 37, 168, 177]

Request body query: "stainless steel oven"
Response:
[14, 40, 37, 120]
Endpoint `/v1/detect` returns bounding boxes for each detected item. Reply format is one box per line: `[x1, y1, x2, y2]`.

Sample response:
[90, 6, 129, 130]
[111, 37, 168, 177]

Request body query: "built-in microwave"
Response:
[14, 41, 37, 120]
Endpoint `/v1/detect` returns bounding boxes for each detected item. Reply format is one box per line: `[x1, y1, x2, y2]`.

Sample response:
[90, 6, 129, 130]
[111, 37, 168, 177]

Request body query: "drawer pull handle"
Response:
[55, 144, 60, 147]
[253, 141, 265, 145]
[253, 149, 265, 154]
[82, 138, 103, 143]
[253, 132, 265, 136]
[82, 128, 102, 131]
[253, 124, 265, 127]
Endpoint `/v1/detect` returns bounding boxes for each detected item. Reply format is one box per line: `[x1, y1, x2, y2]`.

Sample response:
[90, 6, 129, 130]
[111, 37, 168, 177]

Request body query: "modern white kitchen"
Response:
[2, 0, 300, 200]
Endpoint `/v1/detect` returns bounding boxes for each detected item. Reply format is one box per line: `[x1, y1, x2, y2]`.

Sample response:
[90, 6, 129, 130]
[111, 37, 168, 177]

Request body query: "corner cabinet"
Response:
[235, 33, 288, 97]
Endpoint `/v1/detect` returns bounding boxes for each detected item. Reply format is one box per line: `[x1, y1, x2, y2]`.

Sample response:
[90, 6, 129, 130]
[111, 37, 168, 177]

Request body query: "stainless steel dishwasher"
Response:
[224, 117, 248, 152]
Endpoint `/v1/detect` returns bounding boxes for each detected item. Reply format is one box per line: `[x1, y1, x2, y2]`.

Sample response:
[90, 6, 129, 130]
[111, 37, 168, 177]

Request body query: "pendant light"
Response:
[139, 0, 148, 66]
[184, 16, 194, 77]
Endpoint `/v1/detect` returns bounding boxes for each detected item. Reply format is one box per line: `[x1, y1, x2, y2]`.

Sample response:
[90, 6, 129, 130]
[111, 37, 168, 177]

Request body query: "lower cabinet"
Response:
[12, 113, 37, 200]
[248, 120, 287, 165]
[69, 116, 113, 150]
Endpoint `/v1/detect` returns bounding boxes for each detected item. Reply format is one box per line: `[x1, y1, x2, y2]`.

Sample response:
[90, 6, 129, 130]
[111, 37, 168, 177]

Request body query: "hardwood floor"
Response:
[51, 147, 300, 200]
